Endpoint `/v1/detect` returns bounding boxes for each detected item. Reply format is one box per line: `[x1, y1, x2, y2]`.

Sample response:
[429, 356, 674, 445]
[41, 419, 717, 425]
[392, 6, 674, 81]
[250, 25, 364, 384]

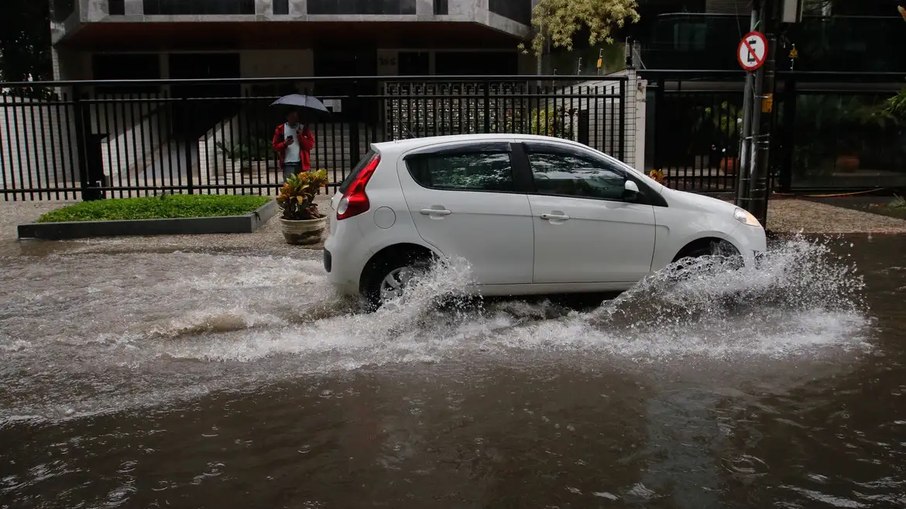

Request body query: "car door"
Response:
[398, 142, 534, 285]
[520, 143, 657, 284]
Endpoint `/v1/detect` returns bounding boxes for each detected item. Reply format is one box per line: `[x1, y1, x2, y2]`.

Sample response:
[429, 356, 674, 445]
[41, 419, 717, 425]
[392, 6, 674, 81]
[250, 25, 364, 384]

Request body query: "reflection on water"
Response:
[1, 235, 904, 508]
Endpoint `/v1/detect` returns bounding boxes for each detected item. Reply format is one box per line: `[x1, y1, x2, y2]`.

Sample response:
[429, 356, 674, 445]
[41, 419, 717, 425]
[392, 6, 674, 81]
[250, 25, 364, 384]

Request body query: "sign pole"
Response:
[736, 9, 759, 206]
[735, 0, 774, 226]
[750, 0, 778, 226]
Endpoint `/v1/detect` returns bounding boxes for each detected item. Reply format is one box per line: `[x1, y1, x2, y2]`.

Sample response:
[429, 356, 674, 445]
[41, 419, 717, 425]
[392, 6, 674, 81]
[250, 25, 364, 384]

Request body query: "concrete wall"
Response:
[240, 49, 314, 78]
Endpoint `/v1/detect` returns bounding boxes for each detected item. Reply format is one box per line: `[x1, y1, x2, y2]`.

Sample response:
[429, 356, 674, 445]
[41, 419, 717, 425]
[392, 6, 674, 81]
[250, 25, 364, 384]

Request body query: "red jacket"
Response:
[272, 123, 315, 171]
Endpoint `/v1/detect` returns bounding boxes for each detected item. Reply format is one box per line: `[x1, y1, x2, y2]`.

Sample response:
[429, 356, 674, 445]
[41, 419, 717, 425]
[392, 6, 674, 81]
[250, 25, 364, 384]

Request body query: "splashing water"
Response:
[0, 237, 871, 421]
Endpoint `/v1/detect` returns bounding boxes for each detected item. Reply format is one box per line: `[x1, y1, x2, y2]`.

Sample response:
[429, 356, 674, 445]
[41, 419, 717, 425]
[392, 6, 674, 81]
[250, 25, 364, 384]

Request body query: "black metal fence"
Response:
[646, 72, 744, 193]
[0, 75, 630, 201]
[643, 70, 906, 193]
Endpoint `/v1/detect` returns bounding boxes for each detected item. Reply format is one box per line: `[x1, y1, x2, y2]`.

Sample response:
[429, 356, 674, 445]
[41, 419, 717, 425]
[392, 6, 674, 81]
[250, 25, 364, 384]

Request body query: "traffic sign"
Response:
[737, 31, 768, 72]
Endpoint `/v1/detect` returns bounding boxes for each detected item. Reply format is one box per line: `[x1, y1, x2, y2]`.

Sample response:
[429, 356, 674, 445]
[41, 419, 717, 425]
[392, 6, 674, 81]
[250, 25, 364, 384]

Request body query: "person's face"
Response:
[287, 111, 299, 124]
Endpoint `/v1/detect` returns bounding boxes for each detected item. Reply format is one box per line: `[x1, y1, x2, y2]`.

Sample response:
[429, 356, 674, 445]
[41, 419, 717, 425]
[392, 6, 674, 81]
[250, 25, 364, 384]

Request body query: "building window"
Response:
[51, 0, 76, 22]
[399, 52, 429, 75]
[435, 52, 517, 75]
[433, 0, 448, 15]
[307, 0, 416, 15]
[92, 54, 161, 93]
[108, 0, 125, 15]
[489, 0, 531, 25]
[273, 0, 289, 14]
[143, 0, 255, 15]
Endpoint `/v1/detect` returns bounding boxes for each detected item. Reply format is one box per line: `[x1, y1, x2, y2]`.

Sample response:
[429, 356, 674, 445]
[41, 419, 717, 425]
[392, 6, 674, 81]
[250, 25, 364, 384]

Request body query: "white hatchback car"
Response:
[324, 134, 766, 306]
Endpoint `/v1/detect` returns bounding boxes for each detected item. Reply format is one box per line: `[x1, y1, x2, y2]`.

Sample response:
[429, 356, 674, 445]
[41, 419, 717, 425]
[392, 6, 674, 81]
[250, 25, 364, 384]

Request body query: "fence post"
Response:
[483, 80, 491, 133]
[653, 77, 664, 174]
[183, 96, 194, 194]
[778, 77, 796, 192]
[619, 79, 626, 162]
[349, 86, 361, 170]
[72, 84, 92, 201]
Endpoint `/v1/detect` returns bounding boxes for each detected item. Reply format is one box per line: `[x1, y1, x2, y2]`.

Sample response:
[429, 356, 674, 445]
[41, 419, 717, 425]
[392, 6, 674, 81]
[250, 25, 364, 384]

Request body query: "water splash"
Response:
[0, 237, 872, 421]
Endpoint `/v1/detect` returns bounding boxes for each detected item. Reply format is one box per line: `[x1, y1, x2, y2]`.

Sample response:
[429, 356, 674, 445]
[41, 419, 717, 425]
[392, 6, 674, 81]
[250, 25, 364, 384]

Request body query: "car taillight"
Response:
[337, 154, 380, 220]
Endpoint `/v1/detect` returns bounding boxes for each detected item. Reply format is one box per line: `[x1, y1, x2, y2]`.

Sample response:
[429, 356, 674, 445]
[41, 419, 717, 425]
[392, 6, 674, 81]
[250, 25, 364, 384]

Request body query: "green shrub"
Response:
[37, 194, 271, 223]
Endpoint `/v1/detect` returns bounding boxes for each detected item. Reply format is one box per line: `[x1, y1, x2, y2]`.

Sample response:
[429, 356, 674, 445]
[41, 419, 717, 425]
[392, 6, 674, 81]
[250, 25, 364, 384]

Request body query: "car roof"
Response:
[371, 133, 589, 153]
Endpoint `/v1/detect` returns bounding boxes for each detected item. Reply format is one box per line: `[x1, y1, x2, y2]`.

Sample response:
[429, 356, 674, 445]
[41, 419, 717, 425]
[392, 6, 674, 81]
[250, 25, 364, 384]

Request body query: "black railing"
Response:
[0, 76, 630, 201]
[642, 70, 906, 193]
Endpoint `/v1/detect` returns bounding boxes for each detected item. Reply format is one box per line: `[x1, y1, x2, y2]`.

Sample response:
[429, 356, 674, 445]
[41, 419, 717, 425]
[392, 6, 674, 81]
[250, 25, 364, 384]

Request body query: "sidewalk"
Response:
[2, 197, 905, 258]
[1, 195, 332, 258]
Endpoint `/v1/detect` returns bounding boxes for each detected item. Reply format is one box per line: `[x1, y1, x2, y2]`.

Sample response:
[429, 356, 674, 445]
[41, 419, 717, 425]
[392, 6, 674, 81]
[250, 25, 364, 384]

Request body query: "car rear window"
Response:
[405, 151, 515, 192]
[339, 149, 377, 194]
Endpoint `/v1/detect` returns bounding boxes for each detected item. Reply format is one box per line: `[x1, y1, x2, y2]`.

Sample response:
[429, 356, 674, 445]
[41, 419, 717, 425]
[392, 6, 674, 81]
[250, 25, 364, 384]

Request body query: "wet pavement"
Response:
[1, 235, 905, 508]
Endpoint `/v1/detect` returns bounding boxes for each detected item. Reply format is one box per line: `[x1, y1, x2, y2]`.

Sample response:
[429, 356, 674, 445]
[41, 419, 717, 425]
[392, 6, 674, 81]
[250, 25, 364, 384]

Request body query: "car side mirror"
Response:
[623, 180, 640, 200]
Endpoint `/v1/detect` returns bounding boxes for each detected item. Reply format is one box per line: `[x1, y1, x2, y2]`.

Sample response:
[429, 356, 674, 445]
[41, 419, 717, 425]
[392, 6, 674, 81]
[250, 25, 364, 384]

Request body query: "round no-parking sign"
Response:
[737, 31, 768, 72]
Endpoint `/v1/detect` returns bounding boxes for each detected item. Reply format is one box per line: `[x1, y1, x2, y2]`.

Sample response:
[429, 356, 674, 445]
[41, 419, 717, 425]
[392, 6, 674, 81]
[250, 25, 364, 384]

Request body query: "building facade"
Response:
[49, 0, 536, 81]
[632, 0, 906, 190]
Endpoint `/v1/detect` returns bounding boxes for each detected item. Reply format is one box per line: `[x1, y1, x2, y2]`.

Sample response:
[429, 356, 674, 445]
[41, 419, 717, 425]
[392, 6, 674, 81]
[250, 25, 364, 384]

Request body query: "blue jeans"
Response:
[283, 162, 301, 180]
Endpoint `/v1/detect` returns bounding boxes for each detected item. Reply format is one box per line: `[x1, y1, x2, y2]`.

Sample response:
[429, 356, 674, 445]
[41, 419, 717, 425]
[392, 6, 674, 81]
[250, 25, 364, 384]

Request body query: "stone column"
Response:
[415, 0, 433, 17]
[85, 0, 107, 21]
[291, 0, 308, 16]
[256, 0, 273, 16]
[124, 0, 142, 15]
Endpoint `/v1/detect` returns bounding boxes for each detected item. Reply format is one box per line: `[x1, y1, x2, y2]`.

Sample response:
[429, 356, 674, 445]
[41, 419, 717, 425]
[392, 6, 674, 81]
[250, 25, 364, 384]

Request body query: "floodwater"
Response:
[1, 235, 904, 508]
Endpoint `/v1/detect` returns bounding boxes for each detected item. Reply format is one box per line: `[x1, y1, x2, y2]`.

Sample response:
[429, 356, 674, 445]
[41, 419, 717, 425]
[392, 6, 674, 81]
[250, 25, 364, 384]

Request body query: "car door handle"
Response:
[420, 208, 452, 216]
[540, 213, 570, 221]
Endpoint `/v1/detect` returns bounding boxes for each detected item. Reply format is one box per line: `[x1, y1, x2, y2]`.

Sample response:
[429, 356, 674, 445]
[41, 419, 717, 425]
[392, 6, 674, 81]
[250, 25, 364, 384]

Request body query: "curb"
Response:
[17, 200, 277, 240]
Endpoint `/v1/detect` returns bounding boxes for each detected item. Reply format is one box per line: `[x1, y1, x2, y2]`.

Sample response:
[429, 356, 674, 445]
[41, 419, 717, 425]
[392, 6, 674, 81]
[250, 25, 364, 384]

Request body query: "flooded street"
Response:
[1, 235, 904, 508]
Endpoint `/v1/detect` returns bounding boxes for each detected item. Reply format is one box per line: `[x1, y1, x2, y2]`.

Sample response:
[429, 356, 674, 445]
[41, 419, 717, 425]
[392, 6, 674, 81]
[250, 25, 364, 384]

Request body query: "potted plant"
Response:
[276, 169, 330, 245]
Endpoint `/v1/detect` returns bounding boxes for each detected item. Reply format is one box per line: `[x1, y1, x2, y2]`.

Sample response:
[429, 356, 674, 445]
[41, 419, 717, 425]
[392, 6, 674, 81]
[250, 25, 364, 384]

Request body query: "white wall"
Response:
[0, 95, 79, 196]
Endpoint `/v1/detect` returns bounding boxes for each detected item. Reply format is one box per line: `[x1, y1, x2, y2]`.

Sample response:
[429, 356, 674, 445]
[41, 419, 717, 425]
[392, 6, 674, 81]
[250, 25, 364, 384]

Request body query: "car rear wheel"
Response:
[362, 255, 431, 310]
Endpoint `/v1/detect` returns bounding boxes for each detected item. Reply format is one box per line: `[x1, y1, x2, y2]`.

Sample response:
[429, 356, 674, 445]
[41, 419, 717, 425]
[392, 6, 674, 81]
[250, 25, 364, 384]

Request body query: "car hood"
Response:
[661, 188, 739, 214]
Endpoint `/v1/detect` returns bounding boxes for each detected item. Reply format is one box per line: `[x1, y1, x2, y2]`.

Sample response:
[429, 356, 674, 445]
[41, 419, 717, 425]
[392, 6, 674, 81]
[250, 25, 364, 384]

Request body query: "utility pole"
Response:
[737, 0, 777, 226]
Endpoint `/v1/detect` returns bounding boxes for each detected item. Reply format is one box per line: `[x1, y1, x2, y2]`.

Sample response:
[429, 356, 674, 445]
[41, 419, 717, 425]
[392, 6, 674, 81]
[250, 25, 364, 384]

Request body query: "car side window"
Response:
[527, 150, 628, 201]
[406, 151, 515, 192]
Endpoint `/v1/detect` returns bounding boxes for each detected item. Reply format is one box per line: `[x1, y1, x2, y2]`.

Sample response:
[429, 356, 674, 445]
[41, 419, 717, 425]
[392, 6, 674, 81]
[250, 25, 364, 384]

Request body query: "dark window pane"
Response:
[274, 0, 289, 14]
[529, 152, 627, 200]
[398, 52, 429, 75]
[143, 0, 255, 15]
[434, 52, 517, 75]
[407, 152, 515, 192]
[51, 0, 76, 22]
[489, 0, 531, 24]
[92, 54, 161, 93]
[433, 0, 448, 15]
[307, 0, 415, 14]
[108, 0, 125, 15]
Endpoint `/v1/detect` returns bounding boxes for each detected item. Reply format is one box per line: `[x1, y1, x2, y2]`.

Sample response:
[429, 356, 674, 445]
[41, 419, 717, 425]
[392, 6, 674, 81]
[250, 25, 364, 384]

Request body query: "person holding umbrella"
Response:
[272, 109, 315, 180]
[271, 94, 329, 180]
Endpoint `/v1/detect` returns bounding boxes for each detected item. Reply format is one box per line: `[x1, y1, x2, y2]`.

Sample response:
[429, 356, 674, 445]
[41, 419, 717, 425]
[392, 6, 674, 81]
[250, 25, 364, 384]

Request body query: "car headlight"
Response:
[734, 207, 761, 227]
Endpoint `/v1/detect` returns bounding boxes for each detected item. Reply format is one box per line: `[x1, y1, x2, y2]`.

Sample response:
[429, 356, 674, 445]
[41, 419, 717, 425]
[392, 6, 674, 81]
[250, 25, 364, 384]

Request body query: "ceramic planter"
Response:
[280, 216, 327, 245]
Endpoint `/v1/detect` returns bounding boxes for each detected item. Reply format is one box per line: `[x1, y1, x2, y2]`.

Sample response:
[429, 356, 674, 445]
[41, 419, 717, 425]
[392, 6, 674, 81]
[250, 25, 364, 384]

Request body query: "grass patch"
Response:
[37, 194, 271, 223]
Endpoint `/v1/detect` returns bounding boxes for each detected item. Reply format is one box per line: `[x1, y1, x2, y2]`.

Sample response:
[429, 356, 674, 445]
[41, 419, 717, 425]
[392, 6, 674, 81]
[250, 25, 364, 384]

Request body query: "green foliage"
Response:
[889, 194, 906, 210]
[216, 139, 272, 161]
[277, 170, 329, 220]
[878, 88, 906, 123]
[37, 194, 270, 223]
[0, 0, 52, 86]
[523, 0, 640, 57]
[529, 106, 576, 139]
